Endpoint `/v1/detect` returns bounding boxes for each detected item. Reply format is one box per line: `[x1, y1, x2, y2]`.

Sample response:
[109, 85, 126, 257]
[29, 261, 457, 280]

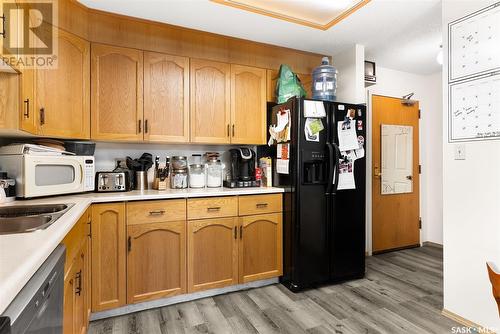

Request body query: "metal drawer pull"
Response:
[149, 210, 166, 216]
[75, 270, 82, 296]
[256, 203, 268, 208]
[207, 207, 221, 212]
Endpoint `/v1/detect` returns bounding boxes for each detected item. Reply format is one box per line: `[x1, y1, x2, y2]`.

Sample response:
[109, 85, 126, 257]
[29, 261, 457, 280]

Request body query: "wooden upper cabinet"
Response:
[230, 64, 266, 145]
[297, 73, 313, 99]
[190, 59, 230, 144]
[0, 73, 19, 130]
[239, 213, 282, 284]
[91, 43, 143, 141]
[144, 52, 189, 143]
[91, 203, 126, 312]
[187, 217, 238, 292]
[127, 221, 186, 304]
[35, 29, 90, 139]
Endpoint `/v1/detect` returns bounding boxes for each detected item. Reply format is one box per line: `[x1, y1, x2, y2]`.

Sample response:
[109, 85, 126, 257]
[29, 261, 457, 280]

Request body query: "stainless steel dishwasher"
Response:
[1, 245, 65, 334]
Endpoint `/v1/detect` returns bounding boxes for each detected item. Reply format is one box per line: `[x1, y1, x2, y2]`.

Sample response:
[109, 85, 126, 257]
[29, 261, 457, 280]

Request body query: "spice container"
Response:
[189, 164, 206, 188]
[171, 169, 188, 189]
[206, 158, 224, 188]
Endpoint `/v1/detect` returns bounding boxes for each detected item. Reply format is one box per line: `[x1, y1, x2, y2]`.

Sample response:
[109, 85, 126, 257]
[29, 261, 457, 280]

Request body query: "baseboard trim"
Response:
[422, 241, 443, 249]
[442, 309, 497, 333]
[90, 278, 279, 321]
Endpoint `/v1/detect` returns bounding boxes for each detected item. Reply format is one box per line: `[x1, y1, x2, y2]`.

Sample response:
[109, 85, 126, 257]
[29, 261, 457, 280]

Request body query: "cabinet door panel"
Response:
[63, 262, 75, 334]
[239, 213, 282, 283]
[144, 52, 189, 142]
[230, 64, 266, 144]
[187, 217, 238, 292]
[91, 203, 126, 311]
[91, 44, 143, 141]
[190, 59, 230, 144]
[127, 221, 186, 303]
[36, 29, 90, 138]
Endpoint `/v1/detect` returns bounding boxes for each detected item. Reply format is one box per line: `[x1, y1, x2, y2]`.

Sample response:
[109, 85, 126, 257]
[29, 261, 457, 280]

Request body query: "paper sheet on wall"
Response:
[303, 100, 326, 118]
[337, 121, 359, 151]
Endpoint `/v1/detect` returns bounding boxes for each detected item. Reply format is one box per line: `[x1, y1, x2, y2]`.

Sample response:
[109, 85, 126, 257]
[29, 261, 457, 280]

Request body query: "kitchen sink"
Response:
[0, 203, 74, 235]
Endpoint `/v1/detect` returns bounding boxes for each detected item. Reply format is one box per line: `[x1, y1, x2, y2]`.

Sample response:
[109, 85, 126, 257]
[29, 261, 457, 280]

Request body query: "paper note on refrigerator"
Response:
[276, 159, 289, 174]
[337, 121, 359, 151]
[303, 100, 326, 118]
[337, 152, 356, 190]
[304, 118, 324, 142]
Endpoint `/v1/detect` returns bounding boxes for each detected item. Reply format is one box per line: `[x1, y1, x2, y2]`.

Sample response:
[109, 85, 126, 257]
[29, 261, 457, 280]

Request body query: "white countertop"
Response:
[0, 187, 284, 314]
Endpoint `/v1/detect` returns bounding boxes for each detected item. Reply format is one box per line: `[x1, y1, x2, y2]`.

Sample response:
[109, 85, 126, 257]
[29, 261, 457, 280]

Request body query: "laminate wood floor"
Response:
[88, 246, 460, 334]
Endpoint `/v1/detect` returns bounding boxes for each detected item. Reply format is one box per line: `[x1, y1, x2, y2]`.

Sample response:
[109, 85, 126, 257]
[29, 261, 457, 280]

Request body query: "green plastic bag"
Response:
[276, 64, 306, 104]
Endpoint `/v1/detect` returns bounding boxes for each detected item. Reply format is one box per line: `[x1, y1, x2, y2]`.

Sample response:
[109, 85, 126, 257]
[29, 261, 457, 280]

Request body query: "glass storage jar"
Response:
[205, 158, 223, 188]
[189, 164, 206, 188]
[171, 169, 188, 189]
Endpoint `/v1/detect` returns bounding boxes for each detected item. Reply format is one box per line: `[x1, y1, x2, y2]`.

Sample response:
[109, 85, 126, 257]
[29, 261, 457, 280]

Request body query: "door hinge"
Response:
[419, 218, 422, 229]
[127, 236, 131, 252]
[419, 165, 422, 174]
[418, 109, 421, 119]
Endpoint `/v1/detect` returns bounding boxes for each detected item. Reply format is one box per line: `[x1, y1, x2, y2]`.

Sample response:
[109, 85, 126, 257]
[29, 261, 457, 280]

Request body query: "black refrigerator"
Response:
[259, 97, 366, 292]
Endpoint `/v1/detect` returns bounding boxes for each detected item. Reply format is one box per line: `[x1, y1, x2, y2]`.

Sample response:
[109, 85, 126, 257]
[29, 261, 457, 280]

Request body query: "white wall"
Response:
[442, 0, 500, 329]
[333, 44, 365, 104]
[366, 66, 443, 253]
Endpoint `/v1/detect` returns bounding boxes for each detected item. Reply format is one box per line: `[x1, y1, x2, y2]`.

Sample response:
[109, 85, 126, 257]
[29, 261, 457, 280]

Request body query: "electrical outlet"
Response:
[454, 144, 466, 160]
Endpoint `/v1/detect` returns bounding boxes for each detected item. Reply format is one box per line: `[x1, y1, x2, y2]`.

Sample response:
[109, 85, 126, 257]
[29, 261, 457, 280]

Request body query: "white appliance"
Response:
[0, 149, 95, 198]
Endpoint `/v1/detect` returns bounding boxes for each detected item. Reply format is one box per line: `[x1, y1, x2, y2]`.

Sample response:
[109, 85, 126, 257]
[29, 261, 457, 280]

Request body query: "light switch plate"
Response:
[454, 144, 466, 160]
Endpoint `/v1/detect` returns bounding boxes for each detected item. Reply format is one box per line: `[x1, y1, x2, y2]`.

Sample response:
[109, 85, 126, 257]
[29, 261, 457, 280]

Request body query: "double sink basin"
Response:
[0, 203, 74, 235]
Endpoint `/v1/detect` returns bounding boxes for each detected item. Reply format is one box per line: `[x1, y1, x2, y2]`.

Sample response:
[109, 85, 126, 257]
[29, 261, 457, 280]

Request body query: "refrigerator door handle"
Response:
[331, 143, 341, 194]
[326, 142, 334, 194]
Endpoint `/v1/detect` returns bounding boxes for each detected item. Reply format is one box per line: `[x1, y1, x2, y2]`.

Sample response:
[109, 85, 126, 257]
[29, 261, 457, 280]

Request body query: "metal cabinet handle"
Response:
[207, 207, 221, 212]
[232, 124, 235, 137]
[149, 210, 165, 216]
[256, 203, 268, 208]
[234, 226, 237, 239]
[240, 225, 243, 239]
[227, 124, 230, 137]
[128, 236, 132, 252]
[138, 120, 142, 133]
[40, 108, 45, 125]
[23, 99, 30, 118]
[145, 119, 148, 133]
[0, 14, 5, 38]
[75, 270, 82, 296]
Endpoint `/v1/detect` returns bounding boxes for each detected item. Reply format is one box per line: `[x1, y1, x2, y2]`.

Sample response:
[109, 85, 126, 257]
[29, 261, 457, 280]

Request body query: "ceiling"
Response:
[78, 0, 443, 75]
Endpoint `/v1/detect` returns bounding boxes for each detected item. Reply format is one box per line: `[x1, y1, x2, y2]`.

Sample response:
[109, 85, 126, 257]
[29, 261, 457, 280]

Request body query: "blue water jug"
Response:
[312, 57, 337, 101]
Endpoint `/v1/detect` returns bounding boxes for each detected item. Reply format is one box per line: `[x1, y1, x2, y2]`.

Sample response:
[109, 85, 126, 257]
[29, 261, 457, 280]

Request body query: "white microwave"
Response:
[0, 155, 95, 198]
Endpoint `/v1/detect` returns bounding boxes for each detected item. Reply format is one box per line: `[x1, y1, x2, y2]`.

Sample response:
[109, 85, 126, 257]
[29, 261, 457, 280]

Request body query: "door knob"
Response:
[406, 175, 413, 180]
[374, 166, 382, 179]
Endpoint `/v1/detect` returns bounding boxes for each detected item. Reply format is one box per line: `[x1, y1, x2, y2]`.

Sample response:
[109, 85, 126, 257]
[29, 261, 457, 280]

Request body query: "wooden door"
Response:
[91, 43, 143, 141]
[91, 203, 126, 311]
[144, 52, 189, 143]
[127, 221, 186, 303]
[187, 217, 238, 292]
[84, 211, 91, 325]
[239, 213, 282, 283]
[35, 29, 90, 139]
[372, 95, 420, 253]
[230, 64, 267, 144]
[190, 59, 230, 144]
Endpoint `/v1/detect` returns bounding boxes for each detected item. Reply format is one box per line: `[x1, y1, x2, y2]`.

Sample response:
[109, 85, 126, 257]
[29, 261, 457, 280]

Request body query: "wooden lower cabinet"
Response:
[187, 217, 239, 292]
[91, 203, 127, 311]
[127, 221, 186, 303]
[239, 213, 283, 283]
[62, 209, 91, 334]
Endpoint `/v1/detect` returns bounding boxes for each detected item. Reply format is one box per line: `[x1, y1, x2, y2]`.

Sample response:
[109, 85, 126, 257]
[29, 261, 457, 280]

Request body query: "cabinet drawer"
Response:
[127, 200, 186, 225]
[187, 197, 238, 220]
[238, 194, 282, 216]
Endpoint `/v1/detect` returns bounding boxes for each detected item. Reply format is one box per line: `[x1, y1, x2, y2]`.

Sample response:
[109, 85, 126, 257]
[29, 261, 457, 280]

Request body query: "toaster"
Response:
[95, 172, 131, 192]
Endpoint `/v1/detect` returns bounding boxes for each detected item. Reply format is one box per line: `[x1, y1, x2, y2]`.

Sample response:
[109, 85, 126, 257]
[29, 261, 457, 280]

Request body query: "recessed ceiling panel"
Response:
[211, 0, 370, 30]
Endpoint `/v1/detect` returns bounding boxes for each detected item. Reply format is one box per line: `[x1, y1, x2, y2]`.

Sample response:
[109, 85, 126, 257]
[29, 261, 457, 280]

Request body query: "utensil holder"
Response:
[135, 171, 148, 190]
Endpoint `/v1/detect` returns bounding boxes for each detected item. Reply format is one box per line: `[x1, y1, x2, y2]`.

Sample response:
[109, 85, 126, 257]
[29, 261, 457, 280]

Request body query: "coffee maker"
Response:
[224, 148, 260, 188]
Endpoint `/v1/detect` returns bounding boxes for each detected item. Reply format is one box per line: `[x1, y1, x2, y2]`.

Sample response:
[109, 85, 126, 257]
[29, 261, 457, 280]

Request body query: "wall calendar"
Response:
[448, 2, 500, 142]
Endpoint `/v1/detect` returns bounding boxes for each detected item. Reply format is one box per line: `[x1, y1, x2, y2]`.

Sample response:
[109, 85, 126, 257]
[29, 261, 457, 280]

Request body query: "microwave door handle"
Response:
[79, 164, 84, 186]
